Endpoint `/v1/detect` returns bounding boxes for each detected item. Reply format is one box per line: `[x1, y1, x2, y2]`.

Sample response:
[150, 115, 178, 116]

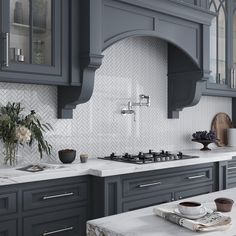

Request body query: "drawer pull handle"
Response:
[186, 174, 205, 180]
[42, 226, 73, 235]
[228, 166, 236, 170]
[42, 192, 74, 200]
[138, 182, 162, 188]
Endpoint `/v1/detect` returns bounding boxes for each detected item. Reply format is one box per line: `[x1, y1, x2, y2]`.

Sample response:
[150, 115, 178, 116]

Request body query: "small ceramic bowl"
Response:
[80, 154, 88, 163]
[214, 198, 234, 212]
[58, 149, 76, 164]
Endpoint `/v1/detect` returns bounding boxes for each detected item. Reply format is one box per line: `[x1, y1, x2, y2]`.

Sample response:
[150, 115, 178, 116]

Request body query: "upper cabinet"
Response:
[233, 1, 236, 73]
[203, 0, 236, 96]
[0, 0, 69, 85]
[174, 0, 209, 9]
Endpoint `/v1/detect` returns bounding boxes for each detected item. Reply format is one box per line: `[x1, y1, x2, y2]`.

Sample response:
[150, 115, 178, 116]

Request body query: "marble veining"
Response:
[0, 147, 235, 186]
[87, 188, 236, 236]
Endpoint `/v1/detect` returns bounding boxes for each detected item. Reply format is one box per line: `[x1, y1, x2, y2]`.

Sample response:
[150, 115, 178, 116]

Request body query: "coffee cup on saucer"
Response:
[178, 201, 206, 216]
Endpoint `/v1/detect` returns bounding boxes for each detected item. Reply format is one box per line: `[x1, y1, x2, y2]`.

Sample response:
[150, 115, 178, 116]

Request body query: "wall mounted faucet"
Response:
[121, 94, 150, 121]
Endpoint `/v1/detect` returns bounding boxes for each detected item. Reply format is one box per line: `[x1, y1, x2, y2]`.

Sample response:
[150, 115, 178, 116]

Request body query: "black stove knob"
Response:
[177, 152, 183, 159]
[139, 152, 144, 157]
[124, 153, 129, 158]
[161, 150, 165, 155]
[110, 152, 116, 159]
[154, 155, 157, 162]
[165, 151, 169, 156]
[149, 149, 153, 154]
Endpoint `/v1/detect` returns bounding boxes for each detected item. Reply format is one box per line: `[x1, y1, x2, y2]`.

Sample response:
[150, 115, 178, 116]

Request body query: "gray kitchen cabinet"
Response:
[0, 176, 90, 236]
[0, 220, 18, 236]
[0, 191, 17, 216]
[174, 184, 213, 200]
[23, 207, 87, 236]
[226, 157, 236, 188]
[122, 192, 172, 212]
[92, 163, 216, 218]
[203, 0, 236, 97]
[0, 0, 69, 85]
[174, 0, 209, 8]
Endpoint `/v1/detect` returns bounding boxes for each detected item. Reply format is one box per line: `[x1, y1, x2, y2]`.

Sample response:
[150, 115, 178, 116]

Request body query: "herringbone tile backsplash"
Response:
[0, 37, 232, 165]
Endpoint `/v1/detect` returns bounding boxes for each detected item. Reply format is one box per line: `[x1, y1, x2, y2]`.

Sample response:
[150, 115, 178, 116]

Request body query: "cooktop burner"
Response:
[98, 150, 199, 164]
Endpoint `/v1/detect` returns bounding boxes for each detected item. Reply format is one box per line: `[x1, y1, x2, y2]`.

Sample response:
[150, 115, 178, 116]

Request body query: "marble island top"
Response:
[87, 188, 236, 236]
[0, 147, 236, 186]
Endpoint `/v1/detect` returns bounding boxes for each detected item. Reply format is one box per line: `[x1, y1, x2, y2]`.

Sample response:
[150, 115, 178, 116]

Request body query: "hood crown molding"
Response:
[58, 0, 214, 119]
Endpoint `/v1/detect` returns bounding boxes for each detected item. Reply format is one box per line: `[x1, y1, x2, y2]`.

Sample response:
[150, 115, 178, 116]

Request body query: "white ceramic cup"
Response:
[178, 202, 205, 216]
[227, 128, 236, 147]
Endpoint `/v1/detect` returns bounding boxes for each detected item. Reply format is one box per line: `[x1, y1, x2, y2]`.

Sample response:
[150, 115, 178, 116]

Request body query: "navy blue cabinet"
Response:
[203, 0, 236, 97]
[0, 0, 69, 85]
[92, 163, 216, 218]
[226, 157, 236, 188]
[0, 176, 90, 236]
[0, 220, 18, 236]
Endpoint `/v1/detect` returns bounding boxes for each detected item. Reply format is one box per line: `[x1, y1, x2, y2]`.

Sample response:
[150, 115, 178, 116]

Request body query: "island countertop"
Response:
[0, 147, 236, 186]
[87, 188, 236, 236]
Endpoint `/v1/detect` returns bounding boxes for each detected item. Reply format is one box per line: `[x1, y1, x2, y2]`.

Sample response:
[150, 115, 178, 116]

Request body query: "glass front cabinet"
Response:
[204, 0, 236, 96]
[0, 0, 69, 85]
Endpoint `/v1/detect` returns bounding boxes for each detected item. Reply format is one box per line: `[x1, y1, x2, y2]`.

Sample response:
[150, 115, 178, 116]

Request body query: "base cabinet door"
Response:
[122, 193, 172, 212]
[23, 207, 87, 236]
[0, 220, 17, 236]
[174, 185, 213, 201]
[227, 157, 236, 188]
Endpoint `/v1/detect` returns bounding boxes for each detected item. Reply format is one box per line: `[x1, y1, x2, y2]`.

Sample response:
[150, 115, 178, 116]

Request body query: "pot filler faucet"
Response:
[121, 94, 150, 121]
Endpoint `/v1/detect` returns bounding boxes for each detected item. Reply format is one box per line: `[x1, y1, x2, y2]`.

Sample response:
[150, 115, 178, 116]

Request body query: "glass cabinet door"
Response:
[233, 5, 236, 75]
[0, 0, 65, 81]
[209, 0, 226, 85]
[9, 0, 52, 66]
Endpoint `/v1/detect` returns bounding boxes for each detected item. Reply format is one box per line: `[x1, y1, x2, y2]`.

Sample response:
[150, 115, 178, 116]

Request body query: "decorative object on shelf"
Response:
[33, 40, 45, 64]
[211, 112, 233, 146]
[80, 154, 88, 163]
[10, 48, 25, 63]
[14, 1, 23, 24]
[0, 102, 52, 166]
[192, 130, 218, 151]
[214, 198, 234, 212]
[58, 149, 76, 164]
[32, 0, 47, 29]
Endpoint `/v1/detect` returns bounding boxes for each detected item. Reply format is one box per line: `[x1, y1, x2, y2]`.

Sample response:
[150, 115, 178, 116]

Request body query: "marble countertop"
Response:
[87, 188, 236, 236]
[0, 147, 236, 186]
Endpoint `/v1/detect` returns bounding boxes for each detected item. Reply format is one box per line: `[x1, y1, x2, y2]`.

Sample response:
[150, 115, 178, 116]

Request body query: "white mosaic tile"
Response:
[0, 37, 232, 165]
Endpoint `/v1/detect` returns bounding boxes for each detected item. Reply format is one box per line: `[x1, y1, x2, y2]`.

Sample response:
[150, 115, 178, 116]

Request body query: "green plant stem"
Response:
[4, 142, 17, 166]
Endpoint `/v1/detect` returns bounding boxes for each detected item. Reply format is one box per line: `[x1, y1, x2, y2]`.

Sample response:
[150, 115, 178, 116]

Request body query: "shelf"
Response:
[12, 22, 46, 33]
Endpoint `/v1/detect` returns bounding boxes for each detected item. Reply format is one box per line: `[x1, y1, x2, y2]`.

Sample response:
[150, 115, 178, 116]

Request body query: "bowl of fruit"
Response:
[192, 131, 218, 151]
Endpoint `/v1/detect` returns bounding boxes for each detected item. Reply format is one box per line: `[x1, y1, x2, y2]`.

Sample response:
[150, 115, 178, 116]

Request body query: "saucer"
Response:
[174, 208, 207, 219]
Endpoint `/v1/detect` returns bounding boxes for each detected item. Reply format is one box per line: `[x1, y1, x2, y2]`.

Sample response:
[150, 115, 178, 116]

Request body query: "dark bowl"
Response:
[58, 149, 76, 164]
[214, 198, 234, 212]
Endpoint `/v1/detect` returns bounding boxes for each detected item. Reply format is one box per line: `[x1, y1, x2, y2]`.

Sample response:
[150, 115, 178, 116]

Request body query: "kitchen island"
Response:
[87, 188, 236, 236]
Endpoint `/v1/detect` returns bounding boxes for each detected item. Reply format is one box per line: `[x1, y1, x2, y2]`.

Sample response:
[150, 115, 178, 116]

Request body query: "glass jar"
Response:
[33, 40, 45, 64]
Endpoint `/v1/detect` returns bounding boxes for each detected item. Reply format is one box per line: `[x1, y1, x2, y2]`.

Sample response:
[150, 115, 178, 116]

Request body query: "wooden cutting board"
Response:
[211, 113, 233, 146]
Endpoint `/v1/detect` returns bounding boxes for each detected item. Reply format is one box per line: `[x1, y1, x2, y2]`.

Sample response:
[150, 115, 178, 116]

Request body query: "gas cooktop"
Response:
[98, 150, 199, 164]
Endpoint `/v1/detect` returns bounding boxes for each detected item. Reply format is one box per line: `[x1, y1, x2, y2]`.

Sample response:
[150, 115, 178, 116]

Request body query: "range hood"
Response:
[57, 0, 215, 119]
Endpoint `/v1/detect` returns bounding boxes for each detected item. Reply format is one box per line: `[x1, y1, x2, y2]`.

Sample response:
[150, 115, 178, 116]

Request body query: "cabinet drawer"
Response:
[24, 207, 87, 236]
[122, 192, 172, 212]
[122, 167, 212, 198]
[174, 184, 213, 201]
[0, 220, 17, 236]
[23, 182, 88, 211]
[0, 192, 17, 216]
